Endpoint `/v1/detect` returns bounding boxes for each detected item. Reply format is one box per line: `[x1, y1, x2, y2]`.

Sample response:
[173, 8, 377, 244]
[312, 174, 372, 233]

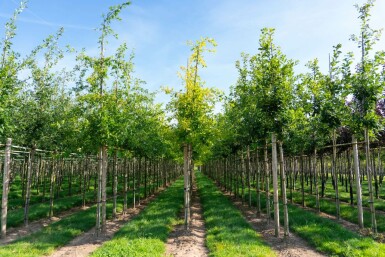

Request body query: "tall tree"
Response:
[76, 2, 130, 235]
[349, 0, 385, 234]
[167, 37, 218, 229]
[249, 28, 296, 237]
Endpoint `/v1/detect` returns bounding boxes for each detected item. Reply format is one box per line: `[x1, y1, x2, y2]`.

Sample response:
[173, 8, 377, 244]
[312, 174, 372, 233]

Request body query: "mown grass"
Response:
[293, 178, 385, 213]
[289, 190, 385, 233]
[0, 186, 149, 257]
[6, 190, 95, 228]
[239, 184, 385, 256]
[287, 204, 385, 257]
[90, 178, 184, 257]
[5, 179, 149, 229]
[0, 205, 97, 257]
[197, 173, 276, 257]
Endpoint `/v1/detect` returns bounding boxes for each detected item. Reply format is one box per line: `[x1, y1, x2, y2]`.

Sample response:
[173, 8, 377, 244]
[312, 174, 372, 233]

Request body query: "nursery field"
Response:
[1, 0, 385, 256]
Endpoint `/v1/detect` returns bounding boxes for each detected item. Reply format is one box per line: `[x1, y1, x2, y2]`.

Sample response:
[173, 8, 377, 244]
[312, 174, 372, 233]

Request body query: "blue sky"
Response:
[1, 0, 385, 107]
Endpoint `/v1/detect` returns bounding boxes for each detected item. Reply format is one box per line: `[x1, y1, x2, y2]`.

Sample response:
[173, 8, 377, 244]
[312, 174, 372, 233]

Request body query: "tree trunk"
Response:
[314, 149, 320, 212]
[184, 143, 190, 229]
[256, 149, 261, 216]
[96, 147, 103, 236]
[133, 158, 136, 209]
[271, 133, 280, 237]
[24, 146, 35, 227]
[1, 138, 12, 238]
[123, 159, 128, 214]
[279, 141, 289, 237]
[352, 135, 364, 228]
[332, 130, 340, 220]
[113, 151, 118, 219]
[49, 157, 56, 218]
[101, 145, 108, 233]
[264, 141, 270, 224]
[365, 129, 377, 233]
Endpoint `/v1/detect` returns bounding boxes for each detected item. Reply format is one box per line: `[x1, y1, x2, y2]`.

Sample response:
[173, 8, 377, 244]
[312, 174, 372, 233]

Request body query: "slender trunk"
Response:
[113, 151, 118, 219]
[271, 133, 279, 237]
[101, 146, 107, 233]
[241, 152, 245, 205]
[279, 141, 289, 237]
[347, 150, 354, 205]
[301, 155, 305, 207]
[365, 129, 377, 233]
[133, 158, 136, 209]
[123, 159, 128, 214]
[247, 146, 252, 207]
[256, 149, 261, 216]
[1, 138, 12, 238]
[264, 141, 270, 224]
[314, 149, 320, 212]
[332, 130, 340, 220]
[353, 135, 364, 229]
[96, 147, 103, 236]
[49, 157, 56, 218]
[184, 143, 190, 229]
[24, 146, 35, 227]
[82, 158, 87, 208]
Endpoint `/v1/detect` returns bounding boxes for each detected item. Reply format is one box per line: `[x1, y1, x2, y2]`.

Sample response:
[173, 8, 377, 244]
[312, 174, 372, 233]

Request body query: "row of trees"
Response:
[206, 0, 385, 236]
[0, 1, 178, 160]
[0, 1, 187, 238]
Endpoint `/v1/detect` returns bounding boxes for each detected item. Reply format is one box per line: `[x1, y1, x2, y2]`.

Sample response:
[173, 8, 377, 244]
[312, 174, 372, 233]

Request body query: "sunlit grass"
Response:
[197, 173, 276, 257]
[0, 186, 148, 257]
[90, 178, 184, 257]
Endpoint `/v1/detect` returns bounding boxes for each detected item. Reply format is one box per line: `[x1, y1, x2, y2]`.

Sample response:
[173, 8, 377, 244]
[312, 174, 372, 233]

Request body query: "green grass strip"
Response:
[287, 203, 385, 257]
[7, 191, 95, 228]
[241, 186, 385, 256]
[290, 190, 385, 233]
[196, 173, 276, 257]
[0, 187, 147, 257]
[90, 178, 184, 257]
[0, 205, 97, 257]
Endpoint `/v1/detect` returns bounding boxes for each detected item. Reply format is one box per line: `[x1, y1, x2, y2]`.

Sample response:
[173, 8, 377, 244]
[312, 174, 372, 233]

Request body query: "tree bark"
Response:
[279, 141, 289, 237]
[365, 129, 377, 233]
[101, 145, 108, 233]
[264, 141, 270, 224]
[184, 143, 190, 229]
[271, 133, 279, 237]
[332, 130, 340, 220]
[352, 135, 364, 228]
[113, 151, 118, 219]
[24, 146, 35, 227]
[1, 138, 12, 238]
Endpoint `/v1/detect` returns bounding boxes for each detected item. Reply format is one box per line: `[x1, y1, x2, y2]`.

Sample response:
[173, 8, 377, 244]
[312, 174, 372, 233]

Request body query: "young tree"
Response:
[349, 0, 385, 234]
[167, 37, 218, 229]
[249, 28, 296, 237]
[75, 2, 130, 235]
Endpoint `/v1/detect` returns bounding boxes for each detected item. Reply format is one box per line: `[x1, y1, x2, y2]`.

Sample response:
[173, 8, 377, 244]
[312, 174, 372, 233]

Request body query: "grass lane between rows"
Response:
[196, 172, 276, 257]
[0, 187, 149, 257]
[241, 184, 385, 256]
[90, 178, 184, 257]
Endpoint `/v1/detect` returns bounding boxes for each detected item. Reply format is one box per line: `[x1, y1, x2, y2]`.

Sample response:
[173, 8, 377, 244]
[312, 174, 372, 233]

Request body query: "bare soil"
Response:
[0, 205, 90, 245]
[48, 189, 164, 257]
[223, 191, 326, 257]
[165, 184, 208, 257]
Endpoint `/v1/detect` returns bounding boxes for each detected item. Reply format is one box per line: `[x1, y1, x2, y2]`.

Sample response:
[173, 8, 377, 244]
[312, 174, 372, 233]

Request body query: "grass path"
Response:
[0, 186, 150, 257]
[239, 184, 385, 256]
[196, 173, 276, 257]
[90, 178, 184, 257]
